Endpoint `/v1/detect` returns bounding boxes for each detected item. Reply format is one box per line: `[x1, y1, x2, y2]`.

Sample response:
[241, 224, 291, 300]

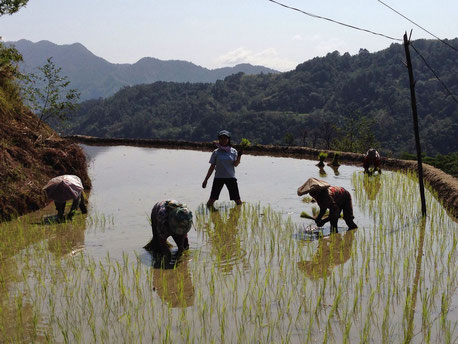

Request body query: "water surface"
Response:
[82, 144, 369, 260]
[1, 145, 456, 343]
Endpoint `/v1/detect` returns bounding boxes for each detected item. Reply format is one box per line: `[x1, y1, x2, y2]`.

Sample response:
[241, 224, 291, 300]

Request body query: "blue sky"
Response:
[2, 0, 458, 71]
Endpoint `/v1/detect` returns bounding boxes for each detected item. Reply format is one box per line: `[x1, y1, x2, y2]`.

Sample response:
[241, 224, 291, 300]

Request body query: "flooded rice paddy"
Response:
[0, 145, 457, 343]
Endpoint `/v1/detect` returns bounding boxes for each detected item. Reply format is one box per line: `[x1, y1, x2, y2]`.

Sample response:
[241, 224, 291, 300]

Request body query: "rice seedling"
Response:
[0, 162, 456, 343]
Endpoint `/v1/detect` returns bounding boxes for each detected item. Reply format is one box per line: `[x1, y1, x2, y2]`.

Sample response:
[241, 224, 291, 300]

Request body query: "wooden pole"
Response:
[403, 32, 427, 217]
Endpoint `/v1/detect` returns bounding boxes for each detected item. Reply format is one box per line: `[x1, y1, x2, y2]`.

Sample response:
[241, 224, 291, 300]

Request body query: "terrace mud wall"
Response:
[66, 135, 458, 220]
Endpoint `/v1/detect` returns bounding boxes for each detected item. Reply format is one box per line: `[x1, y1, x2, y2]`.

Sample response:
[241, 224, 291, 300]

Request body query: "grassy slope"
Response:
[0, 77, 91, 221]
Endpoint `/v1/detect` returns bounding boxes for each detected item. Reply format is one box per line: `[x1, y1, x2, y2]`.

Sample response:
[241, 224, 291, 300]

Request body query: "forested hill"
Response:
[63, 38, 458, 156]
[8, 39, 278, 100]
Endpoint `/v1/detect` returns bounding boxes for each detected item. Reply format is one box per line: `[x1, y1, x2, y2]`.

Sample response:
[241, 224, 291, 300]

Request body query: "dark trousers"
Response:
[55, 193, 87, 220]
[210, 178, 241, 200]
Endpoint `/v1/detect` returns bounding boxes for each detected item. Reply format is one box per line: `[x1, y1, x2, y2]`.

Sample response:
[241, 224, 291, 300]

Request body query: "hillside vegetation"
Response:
[63, 38, 458, 157]
[0, 41, 91, 221]
[9, 39, 279, 101]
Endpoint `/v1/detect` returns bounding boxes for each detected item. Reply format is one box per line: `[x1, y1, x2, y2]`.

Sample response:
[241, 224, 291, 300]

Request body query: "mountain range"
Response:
[8, 39, 279, 100]
[61, 38, 458, 156]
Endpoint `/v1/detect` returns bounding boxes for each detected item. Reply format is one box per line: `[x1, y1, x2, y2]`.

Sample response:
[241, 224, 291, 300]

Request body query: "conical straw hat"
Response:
[297, 178, 330, 196]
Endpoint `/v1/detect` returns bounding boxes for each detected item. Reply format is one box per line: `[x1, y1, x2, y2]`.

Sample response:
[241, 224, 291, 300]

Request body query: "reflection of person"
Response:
[202, 130, 242, 207]
[297, 178, 357, 232]
[298, 230, 355, 279]
[48, 219, 86, 257]
[144, 200, 193, 265]
[153, 258, 194, 308]
[318, 166, 327, 177]
[363, 174, 382, 200]
[205, 206, 247, 273]
[363, 148, 381, 174]
[329, 165, 340, 176]
[55, 193, 87, 222]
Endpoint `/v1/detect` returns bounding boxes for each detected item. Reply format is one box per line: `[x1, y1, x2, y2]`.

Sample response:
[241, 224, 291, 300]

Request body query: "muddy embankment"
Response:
[0, 110, 91, 221]
[67, 135, 458, 220]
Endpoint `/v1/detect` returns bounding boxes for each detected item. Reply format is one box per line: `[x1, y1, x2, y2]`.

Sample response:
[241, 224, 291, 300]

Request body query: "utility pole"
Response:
[403, 32, 427, 217]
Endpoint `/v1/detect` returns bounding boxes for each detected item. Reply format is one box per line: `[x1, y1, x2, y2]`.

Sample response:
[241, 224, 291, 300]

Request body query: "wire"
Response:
[267, 0, 402, 42]
[410, 42, 458, 105]
[266, 0, 458, 105]
[377, 0, 458, 53]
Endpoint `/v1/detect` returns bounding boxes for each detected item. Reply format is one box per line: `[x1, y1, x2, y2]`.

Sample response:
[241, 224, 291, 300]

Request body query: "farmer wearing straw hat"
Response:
[297, 178, 358, 232]
[202, 130, 242, 207]
[144, 200, 193, 265]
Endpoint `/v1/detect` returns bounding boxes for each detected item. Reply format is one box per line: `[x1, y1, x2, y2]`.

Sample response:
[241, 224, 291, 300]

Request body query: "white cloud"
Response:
[215, 47, 297, 72]
[304, 34, 348, 55]
[292, 34, 303, 41]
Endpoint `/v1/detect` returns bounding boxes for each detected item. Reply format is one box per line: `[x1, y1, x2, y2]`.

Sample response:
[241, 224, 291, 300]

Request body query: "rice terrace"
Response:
[2, 1, 458, 343]
[0, 145, 456, 343]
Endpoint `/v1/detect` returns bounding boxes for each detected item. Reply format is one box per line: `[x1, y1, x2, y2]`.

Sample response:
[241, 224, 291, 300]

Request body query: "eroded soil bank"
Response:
[0, 111, 91, 221]
[66, 135, 458, 220]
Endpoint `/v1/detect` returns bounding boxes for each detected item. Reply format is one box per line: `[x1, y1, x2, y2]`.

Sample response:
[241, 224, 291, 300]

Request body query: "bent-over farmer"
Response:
[43, 174, 88, 222]
[144, 200, 193, 265]
[297, 178, 357, 232]
[363, 148, 381, 174]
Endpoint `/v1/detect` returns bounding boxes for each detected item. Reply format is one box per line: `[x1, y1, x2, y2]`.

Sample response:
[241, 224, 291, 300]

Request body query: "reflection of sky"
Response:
[81, 145, 369, 260]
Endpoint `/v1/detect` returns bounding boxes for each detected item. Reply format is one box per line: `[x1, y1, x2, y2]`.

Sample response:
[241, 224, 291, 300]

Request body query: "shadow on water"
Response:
[297, 229, 356, 279]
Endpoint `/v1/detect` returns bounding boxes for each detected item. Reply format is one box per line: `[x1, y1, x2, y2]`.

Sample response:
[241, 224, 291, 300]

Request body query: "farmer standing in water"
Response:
[297, 178, 358, 232]
[202, 130, 242, 207]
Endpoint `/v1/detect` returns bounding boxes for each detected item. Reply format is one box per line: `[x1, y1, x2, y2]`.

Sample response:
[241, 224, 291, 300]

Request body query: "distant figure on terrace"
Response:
[363, 148, 382, 175]
[144, 200, 193, 267]
[202, 130, 242, 207]
[297, 178, 358, 232]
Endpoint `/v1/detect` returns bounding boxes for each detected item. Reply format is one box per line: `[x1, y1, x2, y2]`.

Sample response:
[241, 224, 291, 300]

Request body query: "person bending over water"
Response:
[144, 200, 193, 266]
[297, 178, 358, 232]
[202, 130, 242, 207]
[363, 148, 382, 175]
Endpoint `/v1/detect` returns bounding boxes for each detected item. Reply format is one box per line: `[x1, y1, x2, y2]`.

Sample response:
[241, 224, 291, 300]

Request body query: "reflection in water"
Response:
[152, 257, 195, 308]
[329, 165, 340, 176]
[298, 230, 355, 279]
[363, 175, 381, 200]
[405, 217, 426, 342]
[0, 203, 88, 341]
[47, 221, 86, 257]
[203, 205, 249, 274]
[318, 166, 327, 177]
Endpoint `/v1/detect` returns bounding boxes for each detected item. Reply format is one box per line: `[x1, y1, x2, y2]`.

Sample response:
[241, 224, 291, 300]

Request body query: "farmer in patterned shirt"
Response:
[144, 200, 193, 265]
[297, 178, 358, 232]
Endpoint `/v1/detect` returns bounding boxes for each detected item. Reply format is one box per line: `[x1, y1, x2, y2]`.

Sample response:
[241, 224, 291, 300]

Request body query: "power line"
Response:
[267, 0, 458, 105]
[410, 42, 458, 105]
[267, 0, 402, 42]
[377, 0, 458, 53]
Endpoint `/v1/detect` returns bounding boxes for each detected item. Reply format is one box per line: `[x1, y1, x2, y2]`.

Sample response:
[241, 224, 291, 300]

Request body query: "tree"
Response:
[333, 114, 379, 153]
[23, 57, 80, 128]
[283, 132, 295, 146]
[0, 39, 22, 79]
[0, 0, 28, 15]
[320, 121, 337, 150]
